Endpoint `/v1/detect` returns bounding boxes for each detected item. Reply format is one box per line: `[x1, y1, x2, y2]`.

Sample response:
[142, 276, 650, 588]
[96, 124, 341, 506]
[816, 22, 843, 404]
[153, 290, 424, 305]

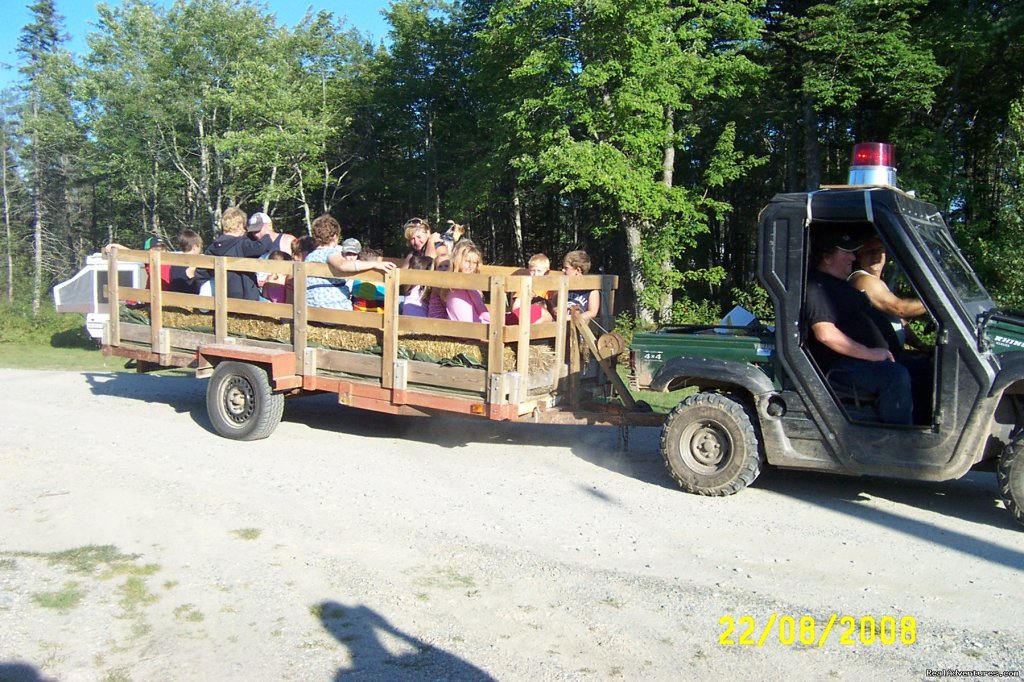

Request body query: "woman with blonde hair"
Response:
[440, 242, 489, 323]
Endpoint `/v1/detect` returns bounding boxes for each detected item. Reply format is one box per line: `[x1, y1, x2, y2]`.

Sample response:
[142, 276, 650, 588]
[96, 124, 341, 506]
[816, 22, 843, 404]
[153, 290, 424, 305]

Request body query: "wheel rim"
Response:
[221, 375, 256, 426]
[678, 419, 732, 474]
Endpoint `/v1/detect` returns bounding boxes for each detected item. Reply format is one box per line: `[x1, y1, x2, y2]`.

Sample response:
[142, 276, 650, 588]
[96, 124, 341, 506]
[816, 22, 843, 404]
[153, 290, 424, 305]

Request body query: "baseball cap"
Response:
[818, 230, 862, 253]
[340, 238, 361, 254]
[143, 236, 165, 250]
[247, 212, 271, 232]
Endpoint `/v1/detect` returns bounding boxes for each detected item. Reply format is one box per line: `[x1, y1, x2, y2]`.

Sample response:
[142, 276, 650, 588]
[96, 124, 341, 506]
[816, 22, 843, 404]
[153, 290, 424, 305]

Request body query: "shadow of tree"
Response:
[316, 601, 496, 681]
[49, 327, 96, 350]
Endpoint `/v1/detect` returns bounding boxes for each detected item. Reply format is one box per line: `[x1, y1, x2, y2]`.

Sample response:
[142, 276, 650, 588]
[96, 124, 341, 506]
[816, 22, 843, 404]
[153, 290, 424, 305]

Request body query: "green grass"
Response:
[231, 528, 262, 541]
[0, 302, 127, 372]
[32, 582, 85, 611]
[615, 365, 693, 414]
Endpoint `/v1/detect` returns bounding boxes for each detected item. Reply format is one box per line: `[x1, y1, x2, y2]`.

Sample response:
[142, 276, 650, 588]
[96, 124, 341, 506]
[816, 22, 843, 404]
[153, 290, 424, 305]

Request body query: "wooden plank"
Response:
[121, 287, 151, 302]
[214, 257, 228, 342]
[306, 306, 385, 329]
[407, 360, 486, 392]
[107, 250, 120, 346]
[571, 308, 636, 409]
[569, 321, 581, 410]
[293, 261, 308, 373]
[398, 316, 489, 340]
[552, 276, 569, 392]
[223, 297, 293, 319]
[315, 348, 384, 378]
[119, 323, 152, 344]
[516, 276, 531, 382]
[162, 291, 216, 310]
[150, 249, 163, 354]
[381, 270, 400, 389]
[486, 275, 507, 385]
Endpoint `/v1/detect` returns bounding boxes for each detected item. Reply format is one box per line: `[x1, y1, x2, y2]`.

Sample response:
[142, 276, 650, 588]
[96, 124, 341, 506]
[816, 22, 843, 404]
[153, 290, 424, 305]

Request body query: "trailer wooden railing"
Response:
[102, 248, 654, 426]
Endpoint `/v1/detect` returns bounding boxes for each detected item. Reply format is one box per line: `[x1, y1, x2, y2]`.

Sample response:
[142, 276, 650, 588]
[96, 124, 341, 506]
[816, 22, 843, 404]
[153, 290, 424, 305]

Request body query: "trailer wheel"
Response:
[206, 361, 284, 441]
[660, 392, 763, 496]
[998, 438, 1024, 529]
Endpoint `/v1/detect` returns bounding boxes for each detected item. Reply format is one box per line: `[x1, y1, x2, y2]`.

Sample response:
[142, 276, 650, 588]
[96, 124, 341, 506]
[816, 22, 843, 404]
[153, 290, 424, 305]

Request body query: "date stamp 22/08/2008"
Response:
[718, 614, 916, 647]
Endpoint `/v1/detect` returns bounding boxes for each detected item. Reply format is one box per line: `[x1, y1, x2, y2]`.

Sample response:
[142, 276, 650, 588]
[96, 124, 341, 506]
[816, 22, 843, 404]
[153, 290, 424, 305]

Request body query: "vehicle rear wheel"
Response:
[660, 392, 763, 496]
[998, 438, 1024, 529]
[206, 361, 284, 441]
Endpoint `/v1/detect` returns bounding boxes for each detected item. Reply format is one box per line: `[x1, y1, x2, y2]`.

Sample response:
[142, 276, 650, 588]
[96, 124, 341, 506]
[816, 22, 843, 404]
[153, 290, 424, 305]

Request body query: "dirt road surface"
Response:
[0, 368, 1021, 681]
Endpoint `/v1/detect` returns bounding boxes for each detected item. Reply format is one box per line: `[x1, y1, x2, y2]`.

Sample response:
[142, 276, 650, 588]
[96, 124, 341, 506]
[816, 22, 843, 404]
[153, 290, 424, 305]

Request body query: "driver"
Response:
[804, 229, 913, 424]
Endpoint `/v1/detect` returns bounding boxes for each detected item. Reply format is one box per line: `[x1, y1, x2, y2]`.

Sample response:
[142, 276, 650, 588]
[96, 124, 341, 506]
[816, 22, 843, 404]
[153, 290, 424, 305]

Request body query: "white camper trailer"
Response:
[53, 254, 145, 339]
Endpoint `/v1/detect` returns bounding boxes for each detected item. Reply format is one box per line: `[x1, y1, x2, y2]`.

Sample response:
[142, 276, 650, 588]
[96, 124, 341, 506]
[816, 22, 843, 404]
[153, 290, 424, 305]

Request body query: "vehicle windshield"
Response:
[911, 218, 992, 314]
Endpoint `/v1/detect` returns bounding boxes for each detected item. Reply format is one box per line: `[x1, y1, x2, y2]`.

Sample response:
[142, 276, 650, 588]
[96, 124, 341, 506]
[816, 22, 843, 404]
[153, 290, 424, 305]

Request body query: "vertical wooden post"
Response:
[150, 248, 163, 353]
[107, 250, 120, 347]
[551, 276, 569, 392]
[486, 275, 507, 384]
[382, 269, 400, 389]
[292, 261, 308, 374]
[214, 257, 228, 343]
[516, 275, 531, 387]
[568, 319, 581, 410]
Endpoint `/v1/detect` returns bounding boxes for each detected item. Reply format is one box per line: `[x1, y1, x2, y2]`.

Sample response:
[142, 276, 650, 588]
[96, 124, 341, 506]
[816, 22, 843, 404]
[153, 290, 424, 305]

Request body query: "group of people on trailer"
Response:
[805, 227, 931, 426]
[104, 209, 601, 326]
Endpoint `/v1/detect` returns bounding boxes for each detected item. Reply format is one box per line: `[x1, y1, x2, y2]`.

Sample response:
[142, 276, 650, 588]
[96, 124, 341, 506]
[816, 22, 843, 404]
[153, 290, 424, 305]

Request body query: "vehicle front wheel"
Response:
[998, 438, 1024, 529]
[660, 392, 763, 496]
[206, 361, 284, 441]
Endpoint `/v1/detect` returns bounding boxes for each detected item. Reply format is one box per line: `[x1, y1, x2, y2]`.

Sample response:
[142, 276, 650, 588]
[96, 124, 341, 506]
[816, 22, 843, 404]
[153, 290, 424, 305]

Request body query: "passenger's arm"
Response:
[326, 253, 397, 276]
[579, 289, 601, 322]
[852, 273, 926, 319]
[811, 321, 893, 362]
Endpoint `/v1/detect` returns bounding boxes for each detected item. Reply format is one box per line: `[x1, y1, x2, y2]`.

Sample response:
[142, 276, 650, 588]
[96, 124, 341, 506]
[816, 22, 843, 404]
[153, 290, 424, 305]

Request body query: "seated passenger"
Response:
[508, 252, 555, 324]
[562, 250, 600, 322]
[401, 254, 434, 317]
[848, 236, 927, 347]
[291, 235, 316, 263]
[261, 250, 293, 303]
[848, 235, 932, 422]
[203, 207, 274, 300]
[425, 257, 451, 319]
[402, 217, 445, 267]
[442, 243, 490, 323]
[804, 229, 913, 424]
[305, 215, 394, 310]
[167, 230, 204, 294]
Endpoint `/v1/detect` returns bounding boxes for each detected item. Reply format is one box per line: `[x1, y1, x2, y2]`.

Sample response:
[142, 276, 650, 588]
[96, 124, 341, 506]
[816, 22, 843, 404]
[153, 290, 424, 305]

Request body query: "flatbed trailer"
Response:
[99, 248, 662, 440]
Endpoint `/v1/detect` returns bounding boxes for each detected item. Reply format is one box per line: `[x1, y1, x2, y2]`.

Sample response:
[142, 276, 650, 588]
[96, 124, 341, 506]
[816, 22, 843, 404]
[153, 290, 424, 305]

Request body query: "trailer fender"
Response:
[650, 357, 775, 397]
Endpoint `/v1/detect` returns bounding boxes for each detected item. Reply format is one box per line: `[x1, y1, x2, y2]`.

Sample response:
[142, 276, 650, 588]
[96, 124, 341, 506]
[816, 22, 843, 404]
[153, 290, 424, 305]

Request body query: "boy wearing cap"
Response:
[247, 212, 295, 254]
[203, 207, 274, 300]
[804, 228, 912, 424]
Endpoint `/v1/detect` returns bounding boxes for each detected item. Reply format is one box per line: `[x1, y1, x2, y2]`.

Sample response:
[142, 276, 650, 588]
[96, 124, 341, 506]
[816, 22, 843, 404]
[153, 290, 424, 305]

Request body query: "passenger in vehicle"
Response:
[167, 230, 204, 294]
[202, 207, 274, 300]
[261, 250, 293, 303]
[401, 217, 446, 267]
[442, 243, 490, 323]
[848, 235, 932, 422]
[508, 252, 555, 324]
[804, 229, 913, 424]
[401, 254, 433, 317]
[305, 215, 395, 310]
[562, 250, 601, 322]
[291, 235, 315, 262]
[425, 257, 451, 319]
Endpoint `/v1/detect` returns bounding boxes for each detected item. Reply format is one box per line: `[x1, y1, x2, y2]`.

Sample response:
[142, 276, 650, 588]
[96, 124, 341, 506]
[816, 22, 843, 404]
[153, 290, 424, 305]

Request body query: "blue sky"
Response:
[0, 0, 393, 89]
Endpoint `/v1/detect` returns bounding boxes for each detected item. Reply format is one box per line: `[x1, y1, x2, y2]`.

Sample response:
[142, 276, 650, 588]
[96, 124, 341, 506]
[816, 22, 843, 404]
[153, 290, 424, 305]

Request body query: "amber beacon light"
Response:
[847, 142, 897, 187]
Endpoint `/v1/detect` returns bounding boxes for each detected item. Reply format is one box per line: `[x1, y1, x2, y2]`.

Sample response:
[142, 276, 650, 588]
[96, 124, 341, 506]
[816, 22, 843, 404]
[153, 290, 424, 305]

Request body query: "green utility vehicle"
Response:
[630, 162, 1024, 529]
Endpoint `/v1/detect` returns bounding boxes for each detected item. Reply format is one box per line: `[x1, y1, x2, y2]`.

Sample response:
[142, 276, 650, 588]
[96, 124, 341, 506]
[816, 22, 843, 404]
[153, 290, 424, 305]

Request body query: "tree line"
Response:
[2, 0, 1023, 320]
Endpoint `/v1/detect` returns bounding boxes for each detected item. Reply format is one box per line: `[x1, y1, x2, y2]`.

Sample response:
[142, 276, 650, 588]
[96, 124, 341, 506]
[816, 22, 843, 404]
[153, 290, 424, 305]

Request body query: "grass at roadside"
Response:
[0, 302, 128, 372]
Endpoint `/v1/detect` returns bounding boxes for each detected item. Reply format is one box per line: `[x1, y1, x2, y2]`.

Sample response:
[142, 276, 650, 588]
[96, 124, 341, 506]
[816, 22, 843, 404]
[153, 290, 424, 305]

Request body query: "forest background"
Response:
[2, 0, 1023, 327]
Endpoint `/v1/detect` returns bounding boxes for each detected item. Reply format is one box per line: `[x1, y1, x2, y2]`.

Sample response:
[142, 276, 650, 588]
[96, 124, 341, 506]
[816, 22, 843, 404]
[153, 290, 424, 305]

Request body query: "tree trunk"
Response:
[2, 136, 13, 303]
[659, 106, 675, 322]
[802, 91, 821, 190]
[622, 214, 651, 324]
[511, 177, 525, 266]
[31, 94, 43, 316]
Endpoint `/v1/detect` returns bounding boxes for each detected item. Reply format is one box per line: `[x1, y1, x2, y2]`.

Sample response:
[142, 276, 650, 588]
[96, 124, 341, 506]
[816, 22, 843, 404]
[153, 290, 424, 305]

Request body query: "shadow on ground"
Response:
[316, 601, 496, 681]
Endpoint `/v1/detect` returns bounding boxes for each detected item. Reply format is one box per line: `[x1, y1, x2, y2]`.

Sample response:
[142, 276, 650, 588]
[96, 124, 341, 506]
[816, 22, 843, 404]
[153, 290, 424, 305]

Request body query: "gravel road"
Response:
[0, 367, 1021, 681]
